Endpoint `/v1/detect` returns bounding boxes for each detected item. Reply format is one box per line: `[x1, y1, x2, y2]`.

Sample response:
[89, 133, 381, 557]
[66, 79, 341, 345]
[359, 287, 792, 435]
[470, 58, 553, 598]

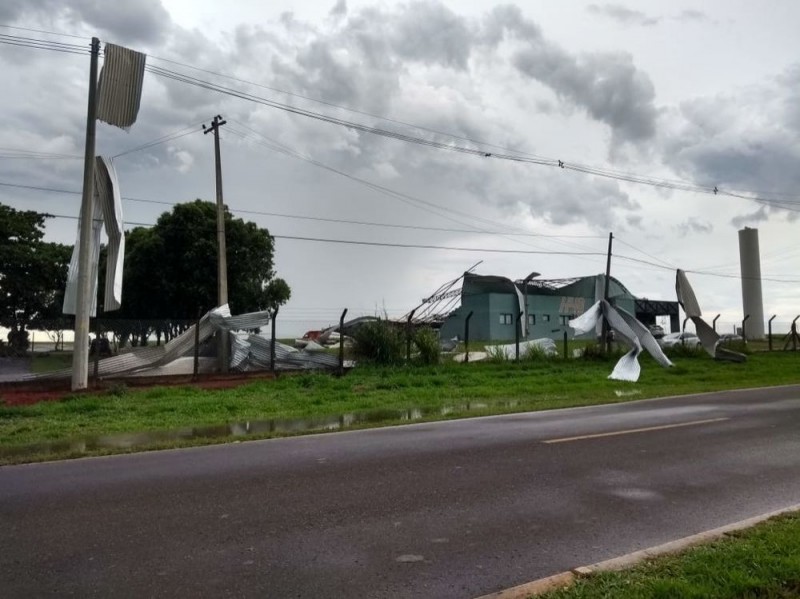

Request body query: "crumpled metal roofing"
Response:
[676, 270, 746, 362]
[97, 43, 146, 130]
[63, 157, 125, 316]
[24, 304, 343, 381]
[570, 299, 672, 382]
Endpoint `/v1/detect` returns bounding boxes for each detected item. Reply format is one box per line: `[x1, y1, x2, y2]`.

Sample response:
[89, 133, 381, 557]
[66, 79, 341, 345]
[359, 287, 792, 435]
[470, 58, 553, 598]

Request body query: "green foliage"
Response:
[0, 203, 72, 348]
[664, 343, 707, 359]
[413, 327, 440, 365]
[522, 344, 551, 361]
[1, 351, 799, 464]
[577, 343, 627, 361]
[543, 514, 800, 598]
[118, 200, 291, 320]
[485, 344, 510, 363]
[352, 320, 405, 365]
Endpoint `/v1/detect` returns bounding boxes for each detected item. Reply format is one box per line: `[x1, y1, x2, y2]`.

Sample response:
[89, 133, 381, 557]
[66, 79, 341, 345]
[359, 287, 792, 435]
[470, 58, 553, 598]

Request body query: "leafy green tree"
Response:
[0, 204, 71, 351]
[118, 200, 290, 321]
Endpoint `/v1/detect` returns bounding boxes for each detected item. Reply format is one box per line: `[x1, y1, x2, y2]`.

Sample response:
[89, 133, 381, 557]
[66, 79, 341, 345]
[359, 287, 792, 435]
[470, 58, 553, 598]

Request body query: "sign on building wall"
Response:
[559, 296, 586, 316]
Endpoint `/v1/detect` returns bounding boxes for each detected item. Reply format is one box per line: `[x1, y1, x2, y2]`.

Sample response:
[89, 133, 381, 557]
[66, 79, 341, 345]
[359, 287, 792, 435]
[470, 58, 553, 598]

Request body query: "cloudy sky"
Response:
[2, 0, 799, 336]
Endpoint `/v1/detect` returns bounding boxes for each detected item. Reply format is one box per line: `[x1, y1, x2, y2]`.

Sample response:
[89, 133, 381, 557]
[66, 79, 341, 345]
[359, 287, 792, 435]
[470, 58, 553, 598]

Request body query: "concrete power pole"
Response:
[203, 115, 229, 372]
[71, 37, 101, 391]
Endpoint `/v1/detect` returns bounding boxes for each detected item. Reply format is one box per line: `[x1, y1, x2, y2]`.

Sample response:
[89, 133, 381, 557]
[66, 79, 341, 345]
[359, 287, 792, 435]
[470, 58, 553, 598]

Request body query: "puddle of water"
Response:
[2, 401, 519, 459]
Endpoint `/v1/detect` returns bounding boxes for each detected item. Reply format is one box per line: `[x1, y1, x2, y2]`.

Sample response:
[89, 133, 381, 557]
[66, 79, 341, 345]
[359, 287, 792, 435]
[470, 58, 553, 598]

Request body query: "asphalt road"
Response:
[2, 385, 800, 598]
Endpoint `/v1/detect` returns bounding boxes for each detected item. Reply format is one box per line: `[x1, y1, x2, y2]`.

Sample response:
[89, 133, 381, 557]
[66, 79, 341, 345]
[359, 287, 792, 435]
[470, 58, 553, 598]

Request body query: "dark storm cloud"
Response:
[0, 0, 171, 45]
[586, 4, 661, 27]
[511, 48, 657, 146]
[674, 219, 713, 237]
[388, 1, 474, 70]
[63, 0, 171, 45]
[662, 65, 800, 226]
[262, 2, 659, 148]
[675, 10, 711, 24]
[481, 5, 658, 146]
[731, 207, 769, 229]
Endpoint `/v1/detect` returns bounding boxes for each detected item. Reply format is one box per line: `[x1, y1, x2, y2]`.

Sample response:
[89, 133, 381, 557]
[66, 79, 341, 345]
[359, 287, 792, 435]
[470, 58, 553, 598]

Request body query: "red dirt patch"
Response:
[0, 371, 279, 406]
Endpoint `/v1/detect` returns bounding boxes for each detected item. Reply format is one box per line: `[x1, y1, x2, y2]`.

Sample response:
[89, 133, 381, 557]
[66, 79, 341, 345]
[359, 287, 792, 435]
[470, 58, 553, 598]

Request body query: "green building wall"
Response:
[439, 274, 637, 342]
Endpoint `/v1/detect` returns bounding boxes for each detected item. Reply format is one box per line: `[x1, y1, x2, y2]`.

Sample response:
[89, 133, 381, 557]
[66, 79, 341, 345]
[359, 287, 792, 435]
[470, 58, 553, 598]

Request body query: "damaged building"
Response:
[438, 272, 679, 342]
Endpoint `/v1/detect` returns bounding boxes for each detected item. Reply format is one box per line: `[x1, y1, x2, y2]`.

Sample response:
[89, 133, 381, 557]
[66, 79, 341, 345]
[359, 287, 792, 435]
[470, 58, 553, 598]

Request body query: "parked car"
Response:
[648, 324, 665, 339]
[659, 332, 701, 349]
[717, 334, 743, 345]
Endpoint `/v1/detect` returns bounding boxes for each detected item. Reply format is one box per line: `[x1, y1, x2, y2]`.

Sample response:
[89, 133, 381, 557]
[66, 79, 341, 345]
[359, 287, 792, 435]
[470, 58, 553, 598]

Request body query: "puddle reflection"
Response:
[3, 401, 518, 459]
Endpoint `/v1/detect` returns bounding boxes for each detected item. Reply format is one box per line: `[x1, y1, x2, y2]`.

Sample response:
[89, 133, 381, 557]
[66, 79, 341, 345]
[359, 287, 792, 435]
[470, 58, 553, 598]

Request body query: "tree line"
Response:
[1, 200, 290, 352]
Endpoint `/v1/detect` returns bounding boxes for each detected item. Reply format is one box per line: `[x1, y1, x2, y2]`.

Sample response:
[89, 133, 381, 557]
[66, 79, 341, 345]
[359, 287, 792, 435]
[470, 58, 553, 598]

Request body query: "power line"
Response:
[11, 203, 800, 282]
[0, 33, 88, 55]
[142, 63, 800, 215]
[614, 237, 675, 270]
[223, 121, 604, 244]
[0, 23, 88, 40]
[32, 210, 609, 256]
[111, 124, 203, 158]
[6, 32, 800, 215]
[0, 179, 600, 239]
[614, 254, 800, 283]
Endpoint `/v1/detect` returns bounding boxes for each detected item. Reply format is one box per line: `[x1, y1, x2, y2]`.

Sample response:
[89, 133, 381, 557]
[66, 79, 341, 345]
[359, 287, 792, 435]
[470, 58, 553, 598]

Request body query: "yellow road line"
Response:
[542, 417, 730, 444]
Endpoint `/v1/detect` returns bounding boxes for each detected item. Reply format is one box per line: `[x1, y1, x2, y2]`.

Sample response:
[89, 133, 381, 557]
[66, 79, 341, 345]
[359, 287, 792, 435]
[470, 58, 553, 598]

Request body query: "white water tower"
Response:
[738, 227, 765, 339]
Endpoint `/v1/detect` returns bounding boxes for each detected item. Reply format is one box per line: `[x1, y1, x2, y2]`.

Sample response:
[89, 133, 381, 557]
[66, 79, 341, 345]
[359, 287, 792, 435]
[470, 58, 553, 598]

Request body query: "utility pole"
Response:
[71, 37, 100, 391]
[602, 232, 614, 353]
[203, 115, 229, 372]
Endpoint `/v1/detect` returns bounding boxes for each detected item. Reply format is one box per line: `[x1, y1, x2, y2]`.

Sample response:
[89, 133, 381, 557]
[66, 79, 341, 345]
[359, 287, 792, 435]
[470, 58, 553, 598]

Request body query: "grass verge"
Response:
[541, 512, 800, 598]
[1, 351, 799, 464]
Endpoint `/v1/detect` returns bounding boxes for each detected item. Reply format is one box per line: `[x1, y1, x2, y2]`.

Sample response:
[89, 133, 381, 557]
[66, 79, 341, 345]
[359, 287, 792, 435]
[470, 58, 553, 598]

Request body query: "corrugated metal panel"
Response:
[97, 43, 146, 130]
[97, 157, 124, 311]
[26, 306, 340, 382]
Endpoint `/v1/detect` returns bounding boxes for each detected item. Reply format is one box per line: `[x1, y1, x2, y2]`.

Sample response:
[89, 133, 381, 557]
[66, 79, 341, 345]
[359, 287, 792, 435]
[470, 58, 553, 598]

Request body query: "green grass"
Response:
[541, 513, 800, 598]
[1, 350, 799, 463]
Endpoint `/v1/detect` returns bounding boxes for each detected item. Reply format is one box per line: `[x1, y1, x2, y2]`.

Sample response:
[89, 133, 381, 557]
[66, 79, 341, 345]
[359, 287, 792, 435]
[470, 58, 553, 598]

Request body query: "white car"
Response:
[659, 332, 702, 349]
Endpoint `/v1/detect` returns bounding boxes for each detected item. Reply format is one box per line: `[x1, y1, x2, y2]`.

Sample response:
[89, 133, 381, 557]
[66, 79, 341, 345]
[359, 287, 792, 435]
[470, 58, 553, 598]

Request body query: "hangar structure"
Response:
[437, 272, 679, 342]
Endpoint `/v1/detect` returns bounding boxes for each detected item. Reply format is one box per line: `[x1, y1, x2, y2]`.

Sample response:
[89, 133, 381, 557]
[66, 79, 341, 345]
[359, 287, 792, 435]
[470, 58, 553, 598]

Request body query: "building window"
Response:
[560, 315, 574, 325]
[527, 314, 535, 326]
[542, 314, 550, 323]
[499, 313, 513, 325]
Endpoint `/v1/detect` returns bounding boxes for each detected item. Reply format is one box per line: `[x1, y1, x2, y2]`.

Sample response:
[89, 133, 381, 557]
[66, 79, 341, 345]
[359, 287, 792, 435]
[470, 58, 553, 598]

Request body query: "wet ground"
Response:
[2, 386, 800, 598]
[0, 401, 516, 460]
[0, 358, 30, 382]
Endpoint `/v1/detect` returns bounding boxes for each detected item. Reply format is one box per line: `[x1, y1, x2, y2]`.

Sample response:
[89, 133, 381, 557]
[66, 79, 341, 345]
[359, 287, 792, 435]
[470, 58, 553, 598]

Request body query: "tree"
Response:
[0, 204, 71, 351]
[118, 200, 290, 321]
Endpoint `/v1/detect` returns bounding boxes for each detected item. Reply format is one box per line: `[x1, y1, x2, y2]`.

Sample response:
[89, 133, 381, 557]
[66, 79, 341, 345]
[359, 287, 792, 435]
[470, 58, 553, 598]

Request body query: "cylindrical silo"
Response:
[738, 227, 765, 339]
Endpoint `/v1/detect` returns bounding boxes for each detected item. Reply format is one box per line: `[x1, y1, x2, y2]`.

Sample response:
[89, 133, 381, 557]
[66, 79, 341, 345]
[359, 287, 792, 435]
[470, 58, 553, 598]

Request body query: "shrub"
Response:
[414, 327, 440, 365]
[578, 342, 628, 361]
[522, 344, 551, 361]
[352, 320, 404, 365]
[664, 344, 707, 358]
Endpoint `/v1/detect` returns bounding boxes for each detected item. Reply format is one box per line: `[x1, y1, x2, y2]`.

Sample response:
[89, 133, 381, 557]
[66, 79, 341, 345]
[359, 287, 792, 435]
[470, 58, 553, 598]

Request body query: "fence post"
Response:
[515, 310, 523, 362]
[712, 314, 720, 332]
[792, 316, 799, 351]
[270, 307, 279, 373]
[563, 330, 568, 360]
[464, 311, 474, 364]
[742, 314, 750, 344]
[338, 308, 348, 376]
[406, 309, 416, 363]
[768, 315, 776, 351]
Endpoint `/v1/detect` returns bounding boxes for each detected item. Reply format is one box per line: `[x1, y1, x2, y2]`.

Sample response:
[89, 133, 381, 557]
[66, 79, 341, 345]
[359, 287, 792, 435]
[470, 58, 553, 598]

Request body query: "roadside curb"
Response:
[474, 503, 800, 599]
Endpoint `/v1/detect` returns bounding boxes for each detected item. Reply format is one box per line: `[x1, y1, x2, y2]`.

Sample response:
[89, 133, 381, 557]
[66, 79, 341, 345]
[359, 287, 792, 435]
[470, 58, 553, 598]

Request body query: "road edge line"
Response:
[474, 503, 800, 599]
